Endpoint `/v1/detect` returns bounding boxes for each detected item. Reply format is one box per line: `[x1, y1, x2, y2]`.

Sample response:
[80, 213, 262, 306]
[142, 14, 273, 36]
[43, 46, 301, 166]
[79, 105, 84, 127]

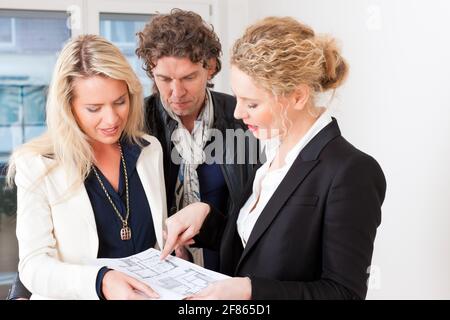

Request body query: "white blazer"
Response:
[14, 135, 167, 300]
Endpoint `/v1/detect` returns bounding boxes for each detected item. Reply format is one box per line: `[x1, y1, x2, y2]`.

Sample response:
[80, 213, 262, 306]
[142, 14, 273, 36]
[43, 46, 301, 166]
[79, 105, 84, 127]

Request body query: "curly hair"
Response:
[136, 8, 222, 88]
[231, 16, 349, 97]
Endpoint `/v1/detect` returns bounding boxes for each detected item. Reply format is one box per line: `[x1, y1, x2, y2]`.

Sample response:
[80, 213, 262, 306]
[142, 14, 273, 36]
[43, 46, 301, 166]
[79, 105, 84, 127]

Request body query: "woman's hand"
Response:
[160, 202, 210, 260]
[102, 270, 159, 300]
[186, 277, 252, 300]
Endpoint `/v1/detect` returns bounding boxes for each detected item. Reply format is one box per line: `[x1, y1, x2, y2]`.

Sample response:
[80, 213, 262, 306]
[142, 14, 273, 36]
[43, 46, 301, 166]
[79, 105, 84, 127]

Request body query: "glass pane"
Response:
[0, 86, 20, 125]
[0, 17, 13, 43]
[23, 85, 47, 125]
[24, 125, 46, 142]
[100, 13, 153, 96]
[109, 21, 136, 45]
[0, 10, 70, 54]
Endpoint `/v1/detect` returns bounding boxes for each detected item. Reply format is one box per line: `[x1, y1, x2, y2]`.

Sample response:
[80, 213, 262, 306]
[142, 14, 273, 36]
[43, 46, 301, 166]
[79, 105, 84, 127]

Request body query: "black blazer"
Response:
[197, 118, 386, 300]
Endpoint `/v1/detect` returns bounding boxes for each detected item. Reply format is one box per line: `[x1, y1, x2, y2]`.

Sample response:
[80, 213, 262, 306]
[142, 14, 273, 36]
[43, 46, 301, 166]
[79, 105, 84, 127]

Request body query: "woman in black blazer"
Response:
[161, 16, 386, 300]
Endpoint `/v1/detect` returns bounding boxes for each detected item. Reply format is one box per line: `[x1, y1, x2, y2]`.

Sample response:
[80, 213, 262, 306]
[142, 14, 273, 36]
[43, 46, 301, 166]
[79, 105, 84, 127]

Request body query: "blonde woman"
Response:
[7, 35, 166, 300]
[161, 17, 386, 300]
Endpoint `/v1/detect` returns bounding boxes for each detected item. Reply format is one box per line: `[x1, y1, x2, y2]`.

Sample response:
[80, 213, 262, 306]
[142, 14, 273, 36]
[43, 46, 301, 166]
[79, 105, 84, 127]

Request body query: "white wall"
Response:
[214, 0, 249, 93]
[222, 0, 450, 299]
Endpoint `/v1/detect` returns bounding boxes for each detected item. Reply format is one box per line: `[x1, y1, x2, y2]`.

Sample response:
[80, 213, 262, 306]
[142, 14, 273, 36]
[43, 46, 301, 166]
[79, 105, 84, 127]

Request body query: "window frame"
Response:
[86, 0, 223, 89]
[86, 0, 212, 35]
[0, 0, 85, 36]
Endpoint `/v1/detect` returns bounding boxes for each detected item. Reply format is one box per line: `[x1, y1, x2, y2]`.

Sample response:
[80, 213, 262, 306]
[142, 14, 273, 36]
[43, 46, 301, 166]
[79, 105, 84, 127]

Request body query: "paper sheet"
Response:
[95, 248, 230, 299]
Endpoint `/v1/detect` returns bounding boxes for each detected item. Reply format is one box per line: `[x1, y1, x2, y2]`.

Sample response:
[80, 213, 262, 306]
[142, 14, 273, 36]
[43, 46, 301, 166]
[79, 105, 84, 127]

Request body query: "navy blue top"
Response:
[84, 139, 156, 298]
[197, 162, 228, 271]
[85, 139, 156, 258]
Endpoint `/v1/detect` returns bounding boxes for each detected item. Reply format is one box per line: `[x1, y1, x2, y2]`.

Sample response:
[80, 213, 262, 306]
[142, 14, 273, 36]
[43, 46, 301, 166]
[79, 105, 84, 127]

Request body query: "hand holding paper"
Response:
[95, 247, 229, 300]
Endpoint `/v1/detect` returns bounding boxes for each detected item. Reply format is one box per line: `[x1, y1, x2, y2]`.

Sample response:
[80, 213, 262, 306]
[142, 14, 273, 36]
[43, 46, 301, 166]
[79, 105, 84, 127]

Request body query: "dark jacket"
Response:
[144, 91, 260, 216]
[197, 118, 386, 300]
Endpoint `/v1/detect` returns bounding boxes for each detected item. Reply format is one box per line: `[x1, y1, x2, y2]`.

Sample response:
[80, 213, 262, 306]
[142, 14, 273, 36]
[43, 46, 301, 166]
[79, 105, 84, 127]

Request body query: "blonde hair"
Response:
[231, 16, 349, 98]
[7, 34, 144, 189]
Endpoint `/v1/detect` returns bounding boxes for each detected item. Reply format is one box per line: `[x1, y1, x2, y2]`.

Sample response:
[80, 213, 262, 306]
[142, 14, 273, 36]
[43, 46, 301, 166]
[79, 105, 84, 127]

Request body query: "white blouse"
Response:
[236, 110, 333, 247]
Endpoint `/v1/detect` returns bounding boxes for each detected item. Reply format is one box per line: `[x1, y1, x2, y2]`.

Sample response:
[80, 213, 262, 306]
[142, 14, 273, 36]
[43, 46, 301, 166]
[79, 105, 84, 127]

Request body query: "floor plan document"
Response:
[95, 248, 230, 299]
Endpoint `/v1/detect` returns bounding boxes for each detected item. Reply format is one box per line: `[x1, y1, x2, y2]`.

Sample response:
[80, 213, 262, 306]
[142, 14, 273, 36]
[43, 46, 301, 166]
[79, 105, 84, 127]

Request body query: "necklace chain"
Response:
[92, 143, 131, 240]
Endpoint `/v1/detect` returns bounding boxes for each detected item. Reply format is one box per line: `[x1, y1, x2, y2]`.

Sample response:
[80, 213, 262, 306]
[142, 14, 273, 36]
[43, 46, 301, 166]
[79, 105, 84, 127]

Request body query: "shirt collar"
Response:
[284, 109, 333, 165]
[262, 109, 333, 167]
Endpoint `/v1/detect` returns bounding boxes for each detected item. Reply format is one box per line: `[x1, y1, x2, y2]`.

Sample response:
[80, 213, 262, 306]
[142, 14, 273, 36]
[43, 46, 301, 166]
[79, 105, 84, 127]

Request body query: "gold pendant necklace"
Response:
[92, 143, 131, 241]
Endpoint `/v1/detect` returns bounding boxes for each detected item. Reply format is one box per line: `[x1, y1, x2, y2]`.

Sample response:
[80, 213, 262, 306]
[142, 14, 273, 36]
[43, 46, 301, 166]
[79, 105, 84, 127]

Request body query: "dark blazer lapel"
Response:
[235, 118, 341, 271]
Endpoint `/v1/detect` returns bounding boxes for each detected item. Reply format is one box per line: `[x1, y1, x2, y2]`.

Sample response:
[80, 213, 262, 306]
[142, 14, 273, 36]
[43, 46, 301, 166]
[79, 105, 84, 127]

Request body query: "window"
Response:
[89, 0, 212, 96]
[100, 13, 153, 96]
[0, 10, 71, 163]
[0, 8, 72, 299]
